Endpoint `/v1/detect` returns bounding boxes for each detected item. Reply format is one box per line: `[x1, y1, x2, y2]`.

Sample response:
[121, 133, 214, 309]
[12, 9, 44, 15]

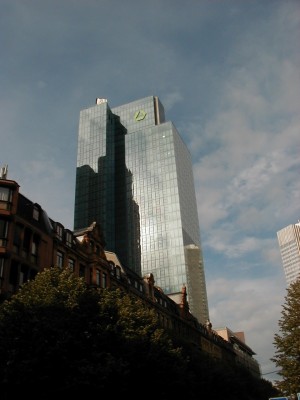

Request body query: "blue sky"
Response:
[1, 0, 299, 384]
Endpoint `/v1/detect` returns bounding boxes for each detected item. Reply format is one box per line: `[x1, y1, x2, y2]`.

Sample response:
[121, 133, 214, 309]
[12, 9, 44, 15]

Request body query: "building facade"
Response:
[277, 222, 300, 285]
[0, 171, 260, 378]
[74, 96, 209, 323]
[214, 327, 261, 378]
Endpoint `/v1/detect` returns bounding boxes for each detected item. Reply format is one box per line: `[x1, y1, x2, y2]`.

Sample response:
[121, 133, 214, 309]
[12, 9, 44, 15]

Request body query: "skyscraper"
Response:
[74, 96, 209, 323]
[277, 221, 300, 286]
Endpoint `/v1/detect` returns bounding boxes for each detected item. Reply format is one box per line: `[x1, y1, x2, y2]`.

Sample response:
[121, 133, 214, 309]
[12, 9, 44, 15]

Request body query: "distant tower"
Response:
[277, 222, 300, 285]
[74, 96, 209, 323]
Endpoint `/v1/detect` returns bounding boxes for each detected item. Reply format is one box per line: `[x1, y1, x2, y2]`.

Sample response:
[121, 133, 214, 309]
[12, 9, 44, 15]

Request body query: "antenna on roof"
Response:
[0, 164, 8, 179]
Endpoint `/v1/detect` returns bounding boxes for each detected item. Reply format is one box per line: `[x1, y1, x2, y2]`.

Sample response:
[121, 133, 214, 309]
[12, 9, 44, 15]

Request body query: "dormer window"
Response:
[33, 206, 40, 221]
[65, 231, 73, 247]
[56, 224, 63, 240]
[115, 266, 121, 279]
[108, 261, 115, 275]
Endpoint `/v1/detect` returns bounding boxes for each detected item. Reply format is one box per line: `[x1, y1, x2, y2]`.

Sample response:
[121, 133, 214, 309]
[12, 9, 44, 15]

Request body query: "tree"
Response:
[271, 277, 300, 395]
[0, 266, 187, 398]
[0, 266, 100, 397]
[0, 266, 282, 399]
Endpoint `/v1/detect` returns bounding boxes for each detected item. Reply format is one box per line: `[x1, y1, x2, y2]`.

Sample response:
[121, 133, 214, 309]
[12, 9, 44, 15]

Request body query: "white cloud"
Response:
[207, 276, 287, 382]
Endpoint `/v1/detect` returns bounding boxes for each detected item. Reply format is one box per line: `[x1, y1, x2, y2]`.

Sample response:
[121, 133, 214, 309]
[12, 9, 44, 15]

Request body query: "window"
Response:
[79, 264, 85, 277]
[102, 272, 107, 288]
[109, 261, 115, 275]
[31, 235, 39, 264]
[20, 265, 29, 285]
[22, 228, 31, 257]
[56, 224, 63, 240]
[65, 231, 73, 247]
[56, 251, 64, 268]
[0, 187, 11, 201]
[9, 260, 19, 285]
[0, 257, 4, 280]
[68, 258, 75, 272]
[96, 269, 101, 286]
[29, 269, 37, 280]
[13, 224, 22, 253]
[0, 219, 8, 246]
[0, 187, 12, 210]
[31, 241, 37, 256]
[33, 206, 40, 221]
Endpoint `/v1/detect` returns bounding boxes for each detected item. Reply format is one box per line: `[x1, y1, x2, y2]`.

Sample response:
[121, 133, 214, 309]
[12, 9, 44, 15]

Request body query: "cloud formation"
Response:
[1, 0, 299, 384]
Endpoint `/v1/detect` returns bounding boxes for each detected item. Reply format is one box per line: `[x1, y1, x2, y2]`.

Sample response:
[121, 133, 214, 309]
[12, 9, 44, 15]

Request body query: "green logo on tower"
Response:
[134, 110, 147, 121]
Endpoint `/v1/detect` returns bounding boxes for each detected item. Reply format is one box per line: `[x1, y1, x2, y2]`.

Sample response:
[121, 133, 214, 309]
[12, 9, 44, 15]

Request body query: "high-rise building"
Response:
[74, 96, 209, 323]
[277, 221, 300, 285]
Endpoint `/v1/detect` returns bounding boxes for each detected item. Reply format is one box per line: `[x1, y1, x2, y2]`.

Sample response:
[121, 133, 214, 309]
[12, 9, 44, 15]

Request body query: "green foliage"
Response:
[0, 265, 88, 310]
[0, 267, 186, 398]
[0, 266, 281, 399]
[271, 278, 300, 395]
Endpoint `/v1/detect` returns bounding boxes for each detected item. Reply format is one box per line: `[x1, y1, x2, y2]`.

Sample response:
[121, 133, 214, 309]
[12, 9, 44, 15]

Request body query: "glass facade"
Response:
[74, 96, 209, 323]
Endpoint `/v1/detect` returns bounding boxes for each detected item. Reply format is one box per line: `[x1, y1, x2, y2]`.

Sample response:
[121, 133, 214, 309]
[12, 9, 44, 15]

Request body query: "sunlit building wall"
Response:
[277, 222, 300, 285]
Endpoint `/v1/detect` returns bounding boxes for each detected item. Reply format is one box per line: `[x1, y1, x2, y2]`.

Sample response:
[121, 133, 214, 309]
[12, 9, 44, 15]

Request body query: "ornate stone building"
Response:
[0, 169, 260, 378]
